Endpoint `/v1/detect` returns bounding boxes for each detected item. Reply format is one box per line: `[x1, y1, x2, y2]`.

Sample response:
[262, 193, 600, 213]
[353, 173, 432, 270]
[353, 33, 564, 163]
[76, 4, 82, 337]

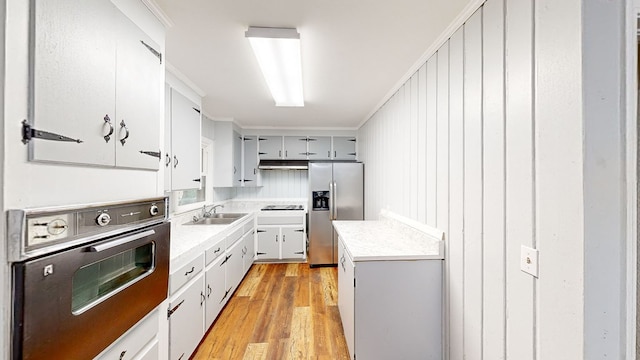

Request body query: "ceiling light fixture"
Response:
[245, 26, 304, 107]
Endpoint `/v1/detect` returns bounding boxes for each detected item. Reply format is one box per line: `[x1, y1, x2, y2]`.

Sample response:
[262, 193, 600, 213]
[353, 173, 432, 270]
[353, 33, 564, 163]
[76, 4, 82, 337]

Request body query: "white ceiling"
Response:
[155, 0, 471, 129]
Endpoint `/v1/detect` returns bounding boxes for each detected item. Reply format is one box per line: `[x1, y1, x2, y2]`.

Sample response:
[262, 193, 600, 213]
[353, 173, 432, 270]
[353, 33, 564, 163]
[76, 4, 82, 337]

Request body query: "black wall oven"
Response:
[8, 197, 170, 360]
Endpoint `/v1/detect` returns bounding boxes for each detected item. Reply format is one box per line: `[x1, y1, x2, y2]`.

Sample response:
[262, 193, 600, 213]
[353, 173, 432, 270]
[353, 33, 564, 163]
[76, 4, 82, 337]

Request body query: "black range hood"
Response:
[258, 160, 308, 170]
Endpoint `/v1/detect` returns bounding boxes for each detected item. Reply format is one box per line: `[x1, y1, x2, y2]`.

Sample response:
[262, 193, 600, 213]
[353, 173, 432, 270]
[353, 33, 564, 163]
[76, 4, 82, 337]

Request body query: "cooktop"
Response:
[261, 205, 304, 211]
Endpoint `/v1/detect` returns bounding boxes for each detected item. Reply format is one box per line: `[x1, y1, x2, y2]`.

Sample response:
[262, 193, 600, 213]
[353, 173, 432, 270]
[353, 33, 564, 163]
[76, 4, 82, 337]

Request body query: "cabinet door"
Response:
[164, 84, 172, 191]
[307, 136, 331, 160]
[242, 231, 255, 275]
[171, 89, 201, 190]
[243, 136, 258, 185]
[284, 136, 308, 159]
[257, 136, 283, 159]
[332, 137, 357, 160]
[337, 240, 355, 360]
[256, 228, 280, 260]
[281, 227, 305, 259]
[168, 274, 204, 360]
[114, 13, 162, 170]
[233, 131, 243, 185]
[31, 0, 117, 166]
[225, 239, 245, 301]
[205, 255, 226, 329]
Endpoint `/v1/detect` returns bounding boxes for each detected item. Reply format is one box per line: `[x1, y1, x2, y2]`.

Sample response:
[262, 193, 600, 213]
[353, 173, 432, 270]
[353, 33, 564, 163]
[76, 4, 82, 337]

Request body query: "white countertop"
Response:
[169, 199, 307, 270]
[332, 211, 444, 261]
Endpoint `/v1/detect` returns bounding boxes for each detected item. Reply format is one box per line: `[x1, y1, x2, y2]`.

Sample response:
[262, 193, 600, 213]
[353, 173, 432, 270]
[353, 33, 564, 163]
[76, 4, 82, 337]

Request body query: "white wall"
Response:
[1, 1, 165, 359]
[234, 170, 308, 200]
[358, 0, 630, 358]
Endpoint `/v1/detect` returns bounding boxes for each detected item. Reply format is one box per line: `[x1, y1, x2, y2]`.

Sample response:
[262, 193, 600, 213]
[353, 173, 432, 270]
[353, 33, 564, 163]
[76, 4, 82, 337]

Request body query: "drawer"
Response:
[243, 221, 254, 235]
[95, 309, 158, 360]
[136, 339, 159, 360]
[169, 253, 204, 295]
[257, 216, 304, 225]
[226, 227, 244, 250]
[205, 239, 225, 265]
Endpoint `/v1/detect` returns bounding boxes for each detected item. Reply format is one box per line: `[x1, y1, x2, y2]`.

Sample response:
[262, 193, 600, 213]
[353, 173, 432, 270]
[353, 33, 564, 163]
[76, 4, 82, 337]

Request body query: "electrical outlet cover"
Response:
[520, 245, 539, 278]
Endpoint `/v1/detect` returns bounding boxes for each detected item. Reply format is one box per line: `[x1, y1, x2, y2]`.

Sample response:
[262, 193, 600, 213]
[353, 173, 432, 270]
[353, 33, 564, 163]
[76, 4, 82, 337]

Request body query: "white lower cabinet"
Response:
[337, 237, 443, 360]
[255, 214, 306, 261]
[167, 217, 255, 359]
[204, 253, 226, 329]
[95, 309, 160, 360]
[168, 273, 205, 360]
[241, 230, 255, 274]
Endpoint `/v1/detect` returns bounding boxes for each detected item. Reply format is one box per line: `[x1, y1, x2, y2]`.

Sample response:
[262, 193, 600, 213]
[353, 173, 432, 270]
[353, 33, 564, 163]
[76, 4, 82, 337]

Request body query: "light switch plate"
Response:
[520, 246, 539, 278]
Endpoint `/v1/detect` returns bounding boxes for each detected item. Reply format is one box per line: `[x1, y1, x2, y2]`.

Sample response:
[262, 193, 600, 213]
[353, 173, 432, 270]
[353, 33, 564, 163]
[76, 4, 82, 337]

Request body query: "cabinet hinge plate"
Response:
[140, 40, 162, 64]
[139, 150, 161, 159]
[21, 120, 83, 144]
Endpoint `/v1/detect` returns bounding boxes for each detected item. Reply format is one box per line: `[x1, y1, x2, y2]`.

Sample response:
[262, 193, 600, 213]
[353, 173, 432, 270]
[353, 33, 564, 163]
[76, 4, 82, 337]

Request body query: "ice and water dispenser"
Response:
[312, 191, 330, 211]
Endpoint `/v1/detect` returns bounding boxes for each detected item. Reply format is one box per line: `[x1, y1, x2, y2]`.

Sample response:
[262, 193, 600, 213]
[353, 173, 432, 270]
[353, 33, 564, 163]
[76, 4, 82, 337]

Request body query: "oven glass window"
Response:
[71, 242, 154, 313]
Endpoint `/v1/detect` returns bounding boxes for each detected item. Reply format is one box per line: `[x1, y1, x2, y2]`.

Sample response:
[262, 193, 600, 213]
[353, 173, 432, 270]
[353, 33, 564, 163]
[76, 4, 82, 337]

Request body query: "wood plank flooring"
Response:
[192, 263, 350, 360]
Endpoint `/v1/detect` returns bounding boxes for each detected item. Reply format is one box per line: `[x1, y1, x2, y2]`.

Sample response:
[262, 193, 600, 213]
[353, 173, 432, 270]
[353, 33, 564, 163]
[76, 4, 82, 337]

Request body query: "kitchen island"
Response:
[333, 210, 444, 360]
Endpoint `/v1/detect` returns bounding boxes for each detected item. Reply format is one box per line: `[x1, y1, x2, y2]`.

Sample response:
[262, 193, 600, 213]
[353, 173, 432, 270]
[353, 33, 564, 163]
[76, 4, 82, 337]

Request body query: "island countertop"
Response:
[332, 212, 444, 262]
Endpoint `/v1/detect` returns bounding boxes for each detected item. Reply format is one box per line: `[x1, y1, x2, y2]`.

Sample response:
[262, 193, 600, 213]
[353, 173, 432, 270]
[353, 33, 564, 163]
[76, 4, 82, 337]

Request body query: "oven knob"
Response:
[96, 213, 111, 227]
[47, 219, 68, 235]
[149, 204, 159, 216]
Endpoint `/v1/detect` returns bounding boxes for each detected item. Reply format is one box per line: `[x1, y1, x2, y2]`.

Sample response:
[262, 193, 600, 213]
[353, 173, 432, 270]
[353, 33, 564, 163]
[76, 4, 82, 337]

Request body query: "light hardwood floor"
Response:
[192, 263, 350, 360]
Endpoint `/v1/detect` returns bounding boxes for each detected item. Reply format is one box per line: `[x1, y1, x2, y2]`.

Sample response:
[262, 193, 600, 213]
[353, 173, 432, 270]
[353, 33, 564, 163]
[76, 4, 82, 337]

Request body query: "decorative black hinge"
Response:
[348, 152, 357, 156]
[258, 152, 267, 155]
[139, 150, 161, 159]
[21, 120, 82, 144]
[257, 252, 267, 255]
[140, 40, 162, 64]
[348, 138, 356, 142]
[192, 107, 201, 114]
[167, 299, 185, 318]
[256, 229, 266, 233]
[294, 229, 304, 232]
[193, 178, 201, 182]
[294, 251, 304, 255]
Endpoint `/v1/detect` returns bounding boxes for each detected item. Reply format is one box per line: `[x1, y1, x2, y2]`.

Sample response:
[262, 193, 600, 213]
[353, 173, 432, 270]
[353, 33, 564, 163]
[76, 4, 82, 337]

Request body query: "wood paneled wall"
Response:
[234, 170, 308, 200]
[357, 0, 630, 358]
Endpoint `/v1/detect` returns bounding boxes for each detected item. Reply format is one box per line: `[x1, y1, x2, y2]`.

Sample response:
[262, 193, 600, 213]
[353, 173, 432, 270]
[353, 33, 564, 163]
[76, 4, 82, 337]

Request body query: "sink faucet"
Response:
[203, 204, 224, 218]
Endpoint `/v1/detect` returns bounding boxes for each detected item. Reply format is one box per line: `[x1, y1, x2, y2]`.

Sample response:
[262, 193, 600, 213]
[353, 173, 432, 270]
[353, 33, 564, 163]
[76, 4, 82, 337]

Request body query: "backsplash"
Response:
[214, 170, 308, 200]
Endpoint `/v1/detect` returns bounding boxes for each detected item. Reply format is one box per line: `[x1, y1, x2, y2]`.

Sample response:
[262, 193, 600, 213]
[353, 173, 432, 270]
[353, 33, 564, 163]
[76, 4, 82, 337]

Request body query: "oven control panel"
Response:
[26, 214, 73, 247]
[7, 197, 168, 262]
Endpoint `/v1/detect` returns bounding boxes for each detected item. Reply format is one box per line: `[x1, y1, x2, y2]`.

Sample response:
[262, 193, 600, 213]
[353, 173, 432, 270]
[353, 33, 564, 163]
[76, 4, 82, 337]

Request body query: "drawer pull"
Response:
[184, 266, 195, 276]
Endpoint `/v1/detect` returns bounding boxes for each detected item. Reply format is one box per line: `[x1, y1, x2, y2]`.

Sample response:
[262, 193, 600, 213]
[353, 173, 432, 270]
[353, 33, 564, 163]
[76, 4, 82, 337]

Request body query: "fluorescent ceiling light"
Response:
[245, 26, 304, 107]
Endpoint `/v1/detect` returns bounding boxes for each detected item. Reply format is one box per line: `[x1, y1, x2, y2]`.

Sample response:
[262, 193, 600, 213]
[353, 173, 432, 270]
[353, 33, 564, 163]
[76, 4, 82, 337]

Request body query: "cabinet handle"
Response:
[207, 284, 212, 297]
[233, 166, 236, 174]
[254, 168, 257, 175]
[119, 120, 129, 146]
[184, 266, 195, 276]
[178, 353, 185, 360]
[200, 291, 206, 306]
[275, 235, 278, 243]
[220, 287, 232, 303]
[214, 247, 221, 254]
[279, 150, 282, 158]
[328, 150, 331, 158]
[285, 150, 288, 157]
[282, 235, 286, 242]
[103, 114, 113, 143]
[165, 153, 171, 167]
[334, 150, 337, 158]
[119, 350, 127, 360]
[174, 155, 179, 168]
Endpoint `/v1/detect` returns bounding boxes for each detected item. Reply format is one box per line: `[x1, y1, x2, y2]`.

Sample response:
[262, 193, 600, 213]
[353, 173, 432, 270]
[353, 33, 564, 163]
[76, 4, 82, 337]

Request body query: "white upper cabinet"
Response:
[283, 136, 308, 159]
[114, 13, 162, 170]
[30, 0, 117, 166]
[308, 136, 331, 160]
[169, 89, 201, 190]
[233, 131, 243, 185]
[333, 136, 357, 160]
[242, 136, 259, 185]
[29, 0, 162, 170]
[257, 136, 283, 160]
[212, 121, 241, 187]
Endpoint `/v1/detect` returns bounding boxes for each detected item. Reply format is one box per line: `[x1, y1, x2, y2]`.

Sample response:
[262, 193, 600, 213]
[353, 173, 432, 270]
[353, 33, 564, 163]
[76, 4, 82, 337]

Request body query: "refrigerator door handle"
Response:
[328, 181, 334, 220]
[333, 181, 338, 220]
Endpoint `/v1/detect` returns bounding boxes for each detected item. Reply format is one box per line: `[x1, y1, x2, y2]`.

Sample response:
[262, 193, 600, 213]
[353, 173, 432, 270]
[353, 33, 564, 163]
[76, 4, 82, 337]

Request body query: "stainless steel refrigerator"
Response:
[308, 162, 364, 266]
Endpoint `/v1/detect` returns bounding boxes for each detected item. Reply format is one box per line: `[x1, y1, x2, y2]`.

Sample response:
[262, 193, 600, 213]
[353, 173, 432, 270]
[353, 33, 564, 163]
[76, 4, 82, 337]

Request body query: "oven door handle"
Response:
[87, 229, 156, 252]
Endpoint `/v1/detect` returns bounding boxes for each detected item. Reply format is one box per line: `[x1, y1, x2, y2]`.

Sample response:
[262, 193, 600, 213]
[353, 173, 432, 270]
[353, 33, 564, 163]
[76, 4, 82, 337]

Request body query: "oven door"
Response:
[12, 222, 170, 360]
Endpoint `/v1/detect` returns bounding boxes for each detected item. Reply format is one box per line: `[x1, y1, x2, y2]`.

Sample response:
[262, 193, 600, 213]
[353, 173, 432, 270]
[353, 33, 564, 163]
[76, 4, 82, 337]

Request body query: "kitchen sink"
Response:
[187, 213, 247, 225]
